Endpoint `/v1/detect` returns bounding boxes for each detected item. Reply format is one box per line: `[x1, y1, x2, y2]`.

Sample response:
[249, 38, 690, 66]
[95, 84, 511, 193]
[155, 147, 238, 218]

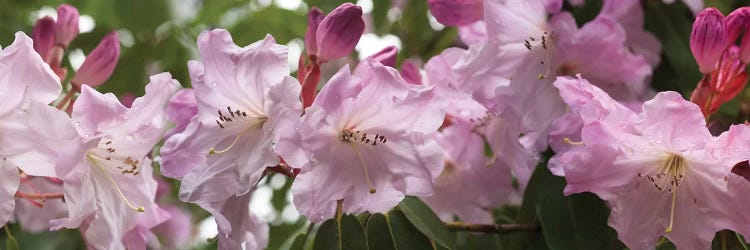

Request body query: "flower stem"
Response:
[737, 232, 749, 250]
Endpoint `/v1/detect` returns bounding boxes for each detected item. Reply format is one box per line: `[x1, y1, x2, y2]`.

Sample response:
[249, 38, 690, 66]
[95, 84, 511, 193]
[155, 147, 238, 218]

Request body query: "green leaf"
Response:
[366, 212, 434, 250]
[312, 214, 368, 250]
[644, 0, 701, 94]
[537, 191, 578, 250]
[398, 196, 458, 249]
[6, 236, 18, 250]
[290, 233, 308, 250]
[503, 151, 561, 249]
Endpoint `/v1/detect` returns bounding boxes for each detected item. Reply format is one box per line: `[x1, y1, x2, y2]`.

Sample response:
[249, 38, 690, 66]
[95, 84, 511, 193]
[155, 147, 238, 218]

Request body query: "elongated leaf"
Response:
[313, 214, 368, 250]
[290, 233, 308, 250]
[366, 212, 435, 250]
[398, 196, 458, 249]
[537, 191, 577, 250]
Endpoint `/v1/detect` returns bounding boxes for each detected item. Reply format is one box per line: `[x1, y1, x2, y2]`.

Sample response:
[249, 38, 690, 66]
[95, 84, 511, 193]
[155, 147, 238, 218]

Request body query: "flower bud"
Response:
[305, 7, 323, 56]
[55, 4, 79, 48]
[315, 3, 365, 61]
[728, 7, 750, 63]
[400, 60, 422, 84]
[72, 32, 120, 88]
[367, 46, 398, 67]
[427, 0, 483, 26]
[32, 16, 56, 61]
[691, 8, 729, 74]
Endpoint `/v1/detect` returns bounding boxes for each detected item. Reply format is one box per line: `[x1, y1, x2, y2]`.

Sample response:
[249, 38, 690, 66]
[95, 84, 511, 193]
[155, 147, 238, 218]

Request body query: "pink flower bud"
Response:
[315, 3, 365, 61]
[32, 16, 56, 61]
[427, 0, 483, 26]
[728, 7, 750, 63]
[400, 60, 422, 84]
[72, 32, 120, 88]
[690, 8, 729, 74]
[55, 4, 79, 48]
[367, 46, 398, 67]
[305, 7, 323, 56]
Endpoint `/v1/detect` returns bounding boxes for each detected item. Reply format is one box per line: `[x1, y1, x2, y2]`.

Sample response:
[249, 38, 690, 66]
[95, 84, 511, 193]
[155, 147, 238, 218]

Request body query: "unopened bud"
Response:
[315, 3, 365, 61]
[691, 8, 729, 74]
[427, 0, 483, 26]
[72, 32, 120, 88]
[305, 7, 324, 57]
[55, 4, 79, 48]
[728, 7, 750, 63]
[367, 46, 398, 67]
[400, 60, 422, 84]
[32, 16, 56, 61]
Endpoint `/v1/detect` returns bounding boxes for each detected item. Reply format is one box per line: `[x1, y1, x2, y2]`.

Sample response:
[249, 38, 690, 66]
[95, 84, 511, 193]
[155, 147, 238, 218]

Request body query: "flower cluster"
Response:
[3, 1, 750, 250]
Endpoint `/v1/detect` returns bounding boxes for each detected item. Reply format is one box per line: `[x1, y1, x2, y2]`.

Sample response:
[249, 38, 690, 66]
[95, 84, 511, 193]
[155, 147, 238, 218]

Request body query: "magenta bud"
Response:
[691, 8, 729, 74]
[728, 7, 750, 63]
[427, 0, 483, 26]
[72, 32, 120, 88]
[367, 46, 398, 67]
[55, 4, 79, 47]
[32, 16, 56, 61]
[305, 7, 324, 56]
[400, 60, 423, 84]
[315, 3, 365, 61]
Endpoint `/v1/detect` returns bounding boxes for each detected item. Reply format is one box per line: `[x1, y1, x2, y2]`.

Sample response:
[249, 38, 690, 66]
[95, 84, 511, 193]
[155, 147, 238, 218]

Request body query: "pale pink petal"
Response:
[0, 159, 20, 227]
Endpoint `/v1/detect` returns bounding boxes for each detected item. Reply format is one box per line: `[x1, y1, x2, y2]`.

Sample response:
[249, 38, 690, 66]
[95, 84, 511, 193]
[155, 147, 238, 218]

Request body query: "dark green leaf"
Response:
[366, 212, 436, 250]
[312, 214, 368, 250]
[644, 1, 701, 94]
[503, 151, 562, 250]
[537, 191, 578, 250]
[398, 196, 458, 249]
[290, 233, 308, 250]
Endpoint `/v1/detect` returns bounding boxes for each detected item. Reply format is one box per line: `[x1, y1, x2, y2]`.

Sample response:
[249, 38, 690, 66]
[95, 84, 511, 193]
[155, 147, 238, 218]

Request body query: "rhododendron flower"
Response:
[277, 58, 444, 222]
[164, 88, 197, 137]
[202, 192, 269, 250]
[51, 73, 179, 249]
[597, 0, 662, 66]
[160, 29, 301, 203]
[455, 0, 652, 151]
[422, 119, 512, 223]
[159, 29, 299, 248]
[14, 176, 67, 233]
[550, 76, 742, 249]
[0, 32, 66, 227]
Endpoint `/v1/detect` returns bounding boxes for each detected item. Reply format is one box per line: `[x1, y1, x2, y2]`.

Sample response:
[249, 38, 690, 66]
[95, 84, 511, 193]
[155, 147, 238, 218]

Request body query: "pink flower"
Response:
[201, 193, 269, 250]
[14, 177, 67, 233]
[32, 16, 56, 62]
[598, 0, 662, 66]
[728, 7, 750, 63]
[0, 32, 66, 227]
[54, 4, 80, 48]
[421, 119, 512, 223]
[50, 73, 179, 249]
[306, 3, 365, 62]
[151, 205, 193, 249]
[159, 30, 302, 204]
[164, 88, 198, 137]
[71, 32, 120, 88]
[455, 1, 651, 152]
[691, 8, 729, 74]
[427, 0, 483, 26]
[367, 45, 398, 67]
[276, 59, 444, 222]
[551, 76, 741, 249]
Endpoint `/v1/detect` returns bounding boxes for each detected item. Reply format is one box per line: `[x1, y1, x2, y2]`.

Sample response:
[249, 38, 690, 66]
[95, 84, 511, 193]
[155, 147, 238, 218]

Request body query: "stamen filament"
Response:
[563, 138, 584, 145]
[209, 127, 251, 154]
[665, 189, 677, 233]
[86, 154, 145, 212]
[351, 145, 376, 194]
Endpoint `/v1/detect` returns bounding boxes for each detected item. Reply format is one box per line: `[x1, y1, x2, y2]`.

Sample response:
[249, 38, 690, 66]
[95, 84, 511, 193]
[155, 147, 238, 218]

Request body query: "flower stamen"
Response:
[86, 152, 145, 212]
